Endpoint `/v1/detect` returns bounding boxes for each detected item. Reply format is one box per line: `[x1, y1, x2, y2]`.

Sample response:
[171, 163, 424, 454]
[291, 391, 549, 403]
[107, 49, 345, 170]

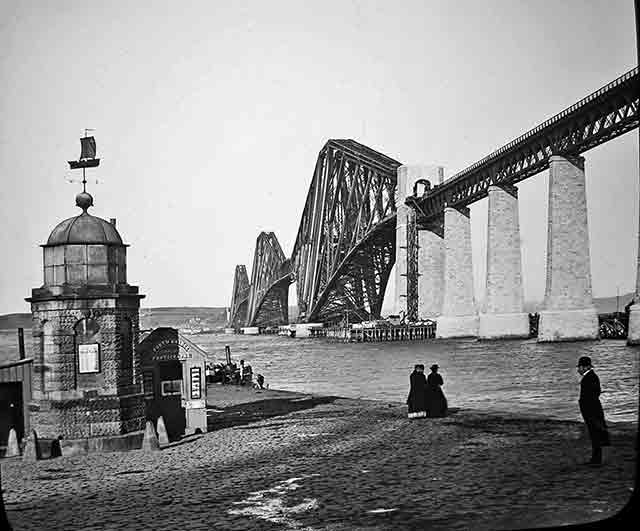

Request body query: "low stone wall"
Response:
[60, 429, 144, 456]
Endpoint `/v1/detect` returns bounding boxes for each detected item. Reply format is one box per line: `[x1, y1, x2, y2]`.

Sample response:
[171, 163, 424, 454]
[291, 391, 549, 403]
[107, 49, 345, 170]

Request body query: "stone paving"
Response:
[1, 386, 637, 530]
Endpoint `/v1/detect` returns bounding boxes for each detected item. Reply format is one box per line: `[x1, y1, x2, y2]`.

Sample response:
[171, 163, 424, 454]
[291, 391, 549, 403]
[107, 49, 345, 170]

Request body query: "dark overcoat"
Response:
[426, 372, 448, 417]
[407, 371, 428, 413]
[579, 370, 610, 447]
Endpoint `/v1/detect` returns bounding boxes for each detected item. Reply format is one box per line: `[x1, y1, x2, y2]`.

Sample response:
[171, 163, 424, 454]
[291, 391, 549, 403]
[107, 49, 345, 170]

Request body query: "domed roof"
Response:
[45, 192, 124, 246]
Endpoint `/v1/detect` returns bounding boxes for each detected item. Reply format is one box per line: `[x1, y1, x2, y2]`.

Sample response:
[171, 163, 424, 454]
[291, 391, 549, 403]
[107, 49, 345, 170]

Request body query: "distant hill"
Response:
[0, 313, 32, 330]
[0, 308, 229, 331]
[140, 307, 228, 330]
[1, 294, 636, 330]
[507, 294, 635, 315]
[593, 292, 635, 314]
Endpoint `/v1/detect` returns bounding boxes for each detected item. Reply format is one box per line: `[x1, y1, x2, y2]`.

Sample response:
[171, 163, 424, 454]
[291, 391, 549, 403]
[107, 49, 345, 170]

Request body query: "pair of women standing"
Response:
[407, 364, 448, 418]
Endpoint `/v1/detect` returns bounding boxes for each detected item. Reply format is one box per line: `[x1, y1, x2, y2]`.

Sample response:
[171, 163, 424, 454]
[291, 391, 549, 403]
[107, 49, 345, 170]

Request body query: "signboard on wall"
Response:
[182, 399, 206, 409]
[190, 367, 201, 399]
[78, 343, 100, 373]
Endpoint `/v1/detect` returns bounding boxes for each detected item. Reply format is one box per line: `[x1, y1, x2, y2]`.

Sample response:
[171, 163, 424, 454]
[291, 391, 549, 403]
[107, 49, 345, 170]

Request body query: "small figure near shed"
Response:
[239, 360, 253, 385]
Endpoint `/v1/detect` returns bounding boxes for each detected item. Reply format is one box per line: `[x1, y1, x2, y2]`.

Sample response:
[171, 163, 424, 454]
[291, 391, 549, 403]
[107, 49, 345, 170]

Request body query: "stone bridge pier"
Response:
[402, 154, 602, 343]
[418, 227, 444, 320]
[628, 165, 640, 344]
[394, 164, 444, 320]
[479, 185, 529, 339]
[538, 155, 598, 341]
[436, 206, 479, 338]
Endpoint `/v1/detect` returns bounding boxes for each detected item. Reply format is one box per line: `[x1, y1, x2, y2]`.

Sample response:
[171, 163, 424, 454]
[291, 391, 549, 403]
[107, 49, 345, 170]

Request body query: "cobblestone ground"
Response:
[1, 387, 636, 530]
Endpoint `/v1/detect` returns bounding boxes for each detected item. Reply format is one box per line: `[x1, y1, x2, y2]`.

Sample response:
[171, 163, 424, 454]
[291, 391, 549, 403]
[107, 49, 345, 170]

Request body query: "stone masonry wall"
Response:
[538, 155, 598, 341]
[441, 207, 476, 316]
[395, 206, 409, 316]
[29, 296, 145, 439]
[394, 164, 444, 316]
[543, 156, 594, 311]
[30, 395, 145, 439]
[418, 230, 444, 319]
[485, 185, 525, 314]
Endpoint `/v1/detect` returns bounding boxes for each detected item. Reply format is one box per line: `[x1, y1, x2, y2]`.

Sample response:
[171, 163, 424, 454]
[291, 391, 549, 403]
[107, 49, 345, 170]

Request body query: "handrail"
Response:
[446, 67, 638, 183]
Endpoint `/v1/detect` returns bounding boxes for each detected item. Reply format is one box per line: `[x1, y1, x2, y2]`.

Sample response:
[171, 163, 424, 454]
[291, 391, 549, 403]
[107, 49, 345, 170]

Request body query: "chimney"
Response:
[110, 218, 116, 227]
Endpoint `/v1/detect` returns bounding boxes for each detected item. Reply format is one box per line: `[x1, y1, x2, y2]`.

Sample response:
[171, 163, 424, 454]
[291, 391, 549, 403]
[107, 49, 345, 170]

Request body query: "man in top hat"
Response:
[576, 356, 610, 465]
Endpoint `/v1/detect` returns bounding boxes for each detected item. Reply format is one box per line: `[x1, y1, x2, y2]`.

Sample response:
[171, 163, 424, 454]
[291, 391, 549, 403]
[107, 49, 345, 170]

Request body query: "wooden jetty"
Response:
[312, 323, 436, 343]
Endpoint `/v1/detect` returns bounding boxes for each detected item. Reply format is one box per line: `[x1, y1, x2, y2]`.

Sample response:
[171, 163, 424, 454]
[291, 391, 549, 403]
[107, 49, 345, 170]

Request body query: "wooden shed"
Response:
[138, 328, 208, 440]
[0, 358, 33, 447]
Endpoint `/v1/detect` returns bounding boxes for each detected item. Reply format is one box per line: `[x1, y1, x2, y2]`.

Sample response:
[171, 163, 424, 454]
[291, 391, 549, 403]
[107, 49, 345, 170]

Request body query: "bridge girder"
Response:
[408, 67, 640, 226]
[247, 232, 292, 327]
[291, 140, 401, 323]
[228, 265, 250, 329]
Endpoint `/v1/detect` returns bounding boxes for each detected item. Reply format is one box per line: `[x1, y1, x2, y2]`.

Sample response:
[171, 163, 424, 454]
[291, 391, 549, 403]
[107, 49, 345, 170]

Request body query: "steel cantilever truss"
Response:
[408, 67, 640, 226]
[228, 265, 250, 329]
[291, 140, 402, 323]
[247, 232, 292, 327]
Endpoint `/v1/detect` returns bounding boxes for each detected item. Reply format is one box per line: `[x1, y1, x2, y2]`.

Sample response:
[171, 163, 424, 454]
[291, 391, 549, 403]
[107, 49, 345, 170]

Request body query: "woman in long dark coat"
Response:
[406, 364, 428, 418]
[425, 364, 448, 417]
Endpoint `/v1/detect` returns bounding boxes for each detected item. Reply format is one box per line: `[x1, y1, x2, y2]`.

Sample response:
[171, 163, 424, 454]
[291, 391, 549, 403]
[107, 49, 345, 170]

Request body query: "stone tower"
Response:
[26, 191, 146, 442]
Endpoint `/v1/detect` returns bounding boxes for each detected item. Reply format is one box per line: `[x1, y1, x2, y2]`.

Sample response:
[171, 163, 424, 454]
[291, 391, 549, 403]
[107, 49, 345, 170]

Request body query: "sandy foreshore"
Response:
[1, 384, 637, 530]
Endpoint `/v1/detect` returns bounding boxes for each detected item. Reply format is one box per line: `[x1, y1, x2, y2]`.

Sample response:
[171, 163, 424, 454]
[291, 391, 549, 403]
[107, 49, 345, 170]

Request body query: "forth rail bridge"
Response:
[227, 67, 639, 342]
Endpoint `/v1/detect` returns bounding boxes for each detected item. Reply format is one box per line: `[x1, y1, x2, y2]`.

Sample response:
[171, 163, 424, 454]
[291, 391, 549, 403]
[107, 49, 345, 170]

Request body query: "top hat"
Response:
[430, 364, 439, 370]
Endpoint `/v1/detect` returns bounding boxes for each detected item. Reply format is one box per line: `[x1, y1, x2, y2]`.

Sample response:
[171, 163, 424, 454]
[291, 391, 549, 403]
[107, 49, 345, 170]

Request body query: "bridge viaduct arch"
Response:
[228, 67, 639, 341]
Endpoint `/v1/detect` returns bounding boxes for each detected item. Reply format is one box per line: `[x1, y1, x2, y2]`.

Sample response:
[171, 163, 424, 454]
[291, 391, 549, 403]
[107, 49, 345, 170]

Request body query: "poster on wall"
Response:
[78, 343, 100, 373]
[190, 367, 201, 399]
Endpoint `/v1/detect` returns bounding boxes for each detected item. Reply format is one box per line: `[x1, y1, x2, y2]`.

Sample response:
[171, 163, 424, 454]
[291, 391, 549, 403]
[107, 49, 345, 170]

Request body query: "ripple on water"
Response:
[1, 331, 636, 423]
[189, 334, 639, 423]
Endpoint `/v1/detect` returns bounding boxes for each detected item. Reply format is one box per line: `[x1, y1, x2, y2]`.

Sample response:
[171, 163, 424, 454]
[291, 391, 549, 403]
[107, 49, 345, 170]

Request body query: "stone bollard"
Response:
[156, 416, 169, 446]
[141, 420, 160, 452]
[22, 430, 39, 461]
[6, 428, 20, 457]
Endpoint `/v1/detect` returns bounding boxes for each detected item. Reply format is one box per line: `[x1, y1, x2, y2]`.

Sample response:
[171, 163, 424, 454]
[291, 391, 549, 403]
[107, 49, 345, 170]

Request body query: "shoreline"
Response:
[2, 384, 637, 530]
[207, 382, 638, 427]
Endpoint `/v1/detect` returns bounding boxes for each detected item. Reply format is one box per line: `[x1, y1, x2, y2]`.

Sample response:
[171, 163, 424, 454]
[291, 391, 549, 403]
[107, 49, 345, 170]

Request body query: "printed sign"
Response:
[183, 399, 205, 409]
[161, 379, 182, 396]
[78, 343, 100, 373]
[152, 337, 193, 353]
[190, 367, 201, 399]
[151, 352, 179, 362]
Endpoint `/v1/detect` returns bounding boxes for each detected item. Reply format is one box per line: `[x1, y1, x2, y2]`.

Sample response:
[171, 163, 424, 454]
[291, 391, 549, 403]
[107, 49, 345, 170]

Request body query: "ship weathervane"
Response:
[68, 129, 100, 192]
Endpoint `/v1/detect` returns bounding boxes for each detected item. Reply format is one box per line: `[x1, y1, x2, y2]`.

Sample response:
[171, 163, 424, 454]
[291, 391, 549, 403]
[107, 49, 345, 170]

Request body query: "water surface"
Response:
[2, 330, 637, 423]
[193, 334, 639, 423]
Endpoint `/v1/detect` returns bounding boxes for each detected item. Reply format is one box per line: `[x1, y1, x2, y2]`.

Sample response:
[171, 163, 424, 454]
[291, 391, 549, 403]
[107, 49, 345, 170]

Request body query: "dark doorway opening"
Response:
[146, 361, 185, 441]
[0, 382, 24, 446]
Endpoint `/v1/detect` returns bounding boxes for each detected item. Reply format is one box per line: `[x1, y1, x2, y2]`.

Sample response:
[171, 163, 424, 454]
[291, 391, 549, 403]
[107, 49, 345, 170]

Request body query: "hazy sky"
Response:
[1, 0, 637, 315]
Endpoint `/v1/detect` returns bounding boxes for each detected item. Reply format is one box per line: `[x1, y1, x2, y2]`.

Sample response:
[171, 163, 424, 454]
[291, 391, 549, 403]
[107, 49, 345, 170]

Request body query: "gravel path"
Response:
[1, 385, 636, 530]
